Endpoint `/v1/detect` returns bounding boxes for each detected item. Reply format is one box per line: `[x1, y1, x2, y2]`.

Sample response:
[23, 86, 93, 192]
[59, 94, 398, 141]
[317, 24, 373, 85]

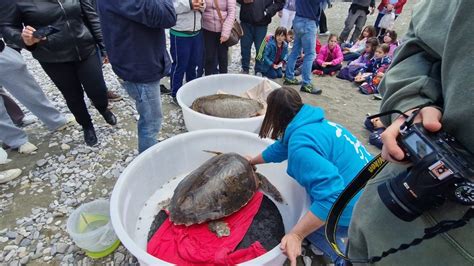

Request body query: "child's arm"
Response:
[331, 45, 344, 66]
[262, 45, 275, 69]
[316, 46, 326, 66]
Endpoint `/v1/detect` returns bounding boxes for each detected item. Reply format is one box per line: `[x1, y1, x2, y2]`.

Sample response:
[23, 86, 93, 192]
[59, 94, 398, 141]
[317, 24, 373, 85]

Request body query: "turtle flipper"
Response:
[255, 172, 284, 203]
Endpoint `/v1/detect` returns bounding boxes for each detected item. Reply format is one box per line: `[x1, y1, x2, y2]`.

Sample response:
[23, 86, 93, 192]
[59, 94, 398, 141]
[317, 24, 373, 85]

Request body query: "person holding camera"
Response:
[97, 0, 176, 153]
[237, 0, 285, 75]
[348, 1, 474, 265]
[0, 0, 117, 147]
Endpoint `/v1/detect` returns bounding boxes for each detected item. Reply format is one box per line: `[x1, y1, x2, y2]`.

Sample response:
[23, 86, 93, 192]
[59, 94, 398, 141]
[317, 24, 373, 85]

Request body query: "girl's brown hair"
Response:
[275, 27, 288, 38]
[259, 87, 303, 140]
[365, 37, 379, 56]
[384, 30, 398, 43]
[328, 33, 338, 42]
[378, 43, 390, 54]
[359, 25, 376, 40]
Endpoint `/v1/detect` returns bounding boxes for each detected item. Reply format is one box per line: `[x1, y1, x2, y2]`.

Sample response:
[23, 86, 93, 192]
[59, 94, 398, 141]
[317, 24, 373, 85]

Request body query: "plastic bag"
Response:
[379, 12, 396, 30]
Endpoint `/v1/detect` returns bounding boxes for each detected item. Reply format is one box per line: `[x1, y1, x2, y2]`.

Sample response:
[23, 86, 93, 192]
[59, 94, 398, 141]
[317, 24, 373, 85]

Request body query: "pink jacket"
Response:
[202, 0, 236, 38]
[316, 44, 343, 66]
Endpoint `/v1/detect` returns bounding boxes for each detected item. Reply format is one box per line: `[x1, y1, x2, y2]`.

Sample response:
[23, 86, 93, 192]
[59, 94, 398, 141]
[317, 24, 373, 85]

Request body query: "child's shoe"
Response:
[329, 71, 337, 76]
[312, 70, 324, 76]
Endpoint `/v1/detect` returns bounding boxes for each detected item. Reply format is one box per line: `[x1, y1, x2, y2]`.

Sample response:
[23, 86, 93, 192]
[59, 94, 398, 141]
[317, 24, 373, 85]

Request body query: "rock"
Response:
[42, 247, 51, 255]
[46, 217, 54, 225]
[36, 159, 47, 167]
[19, 238, 31, 247]
[114, 252, 125, 264]
[6, 232, 17, 239]
[19, 255, 29, 265]
[0, 237, 8, 243]
[56, 243, 68, 254]
[61, 144, 71, 150]
[4, 250, 15, 261]
[3, 245, 18, 251]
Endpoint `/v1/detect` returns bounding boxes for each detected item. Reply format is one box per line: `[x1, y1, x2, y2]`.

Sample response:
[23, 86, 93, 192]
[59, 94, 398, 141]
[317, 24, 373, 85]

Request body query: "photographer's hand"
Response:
[381, 106, 442, 162]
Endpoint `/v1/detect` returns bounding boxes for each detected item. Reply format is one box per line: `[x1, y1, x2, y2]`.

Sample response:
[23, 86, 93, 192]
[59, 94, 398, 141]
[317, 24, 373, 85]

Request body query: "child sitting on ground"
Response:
[356, 43, 391, 94]
[381, 30, 398, 58]
[336, 37, 379, 82]
[259, 27, 288, 79]
[342, 25, 376, 62]
[312, 34, 343, 76]
[364, 115, 385, 149]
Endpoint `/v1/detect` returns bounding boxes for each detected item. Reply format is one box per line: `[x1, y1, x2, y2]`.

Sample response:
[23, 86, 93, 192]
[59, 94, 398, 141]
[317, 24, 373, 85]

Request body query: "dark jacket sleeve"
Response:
[0, 0, 27, 49]
[265, 0, 285, 18]
[108, 0, 176, 28]
[80, 0, 106, 54]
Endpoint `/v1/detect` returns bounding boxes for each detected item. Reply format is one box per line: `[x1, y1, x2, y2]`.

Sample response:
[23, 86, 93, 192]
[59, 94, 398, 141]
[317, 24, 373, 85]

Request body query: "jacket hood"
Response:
[283, 104, 324, 144]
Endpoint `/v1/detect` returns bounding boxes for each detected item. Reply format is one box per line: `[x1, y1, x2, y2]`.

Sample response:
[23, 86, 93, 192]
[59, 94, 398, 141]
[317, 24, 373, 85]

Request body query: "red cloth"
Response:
[147, 192, 266, 265]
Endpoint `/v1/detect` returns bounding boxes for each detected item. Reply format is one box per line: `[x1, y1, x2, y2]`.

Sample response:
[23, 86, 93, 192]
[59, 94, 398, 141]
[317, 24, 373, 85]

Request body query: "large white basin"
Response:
[110, 129, 310, 265]
[176, 74, 281, 133]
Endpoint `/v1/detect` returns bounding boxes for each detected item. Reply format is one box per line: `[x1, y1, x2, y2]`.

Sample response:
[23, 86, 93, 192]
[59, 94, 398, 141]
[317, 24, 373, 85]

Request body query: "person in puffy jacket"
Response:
[237, 0, 284, 75]
[0, 0, 116, 147]
[202, 0, 236, 75]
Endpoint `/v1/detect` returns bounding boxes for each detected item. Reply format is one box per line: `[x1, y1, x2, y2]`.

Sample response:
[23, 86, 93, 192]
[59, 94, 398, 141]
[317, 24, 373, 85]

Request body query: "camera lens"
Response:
[378, 181, 421, 221]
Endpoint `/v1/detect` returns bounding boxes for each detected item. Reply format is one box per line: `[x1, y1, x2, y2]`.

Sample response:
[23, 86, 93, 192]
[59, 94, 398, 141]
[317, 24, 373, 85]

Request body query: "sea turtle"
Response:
[191, 94, 265, 118]
[167, 151, 284, 236]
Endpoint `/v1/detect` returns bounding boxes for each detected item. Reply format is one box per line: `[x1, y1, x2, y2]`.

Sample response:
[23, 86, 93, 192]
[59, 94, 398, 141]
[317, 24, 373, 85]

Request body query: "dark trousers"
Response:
[170, 32, 204, 97]
[312, 63, 342, 74]
[343, 52, 360, 62]
[319, 9, 328, 33]
[263, 67, 283, 79]
[0, 92, 24, 125]
[240, 22, 267, 73]
[40, 54, 108, 128]
[203, 29, 228, 75]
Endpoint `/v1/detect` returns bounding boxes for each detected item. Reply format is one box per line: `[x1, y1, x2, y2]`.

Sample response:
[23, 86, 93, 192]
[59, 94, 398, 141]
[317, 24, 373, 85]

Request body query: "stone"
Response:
[19, 255, 29, 265]
[56, 243, 68, 254]
[36, 159, 47, 167]
[6, 232, 17, 239]
[19, 238, 31, 247]
[0, 237, 8, 243]
[3, 245, 18, 251]
[114, 252, 125, 264]
[4, 250, 15, 261]
[61, 144, 70, 150]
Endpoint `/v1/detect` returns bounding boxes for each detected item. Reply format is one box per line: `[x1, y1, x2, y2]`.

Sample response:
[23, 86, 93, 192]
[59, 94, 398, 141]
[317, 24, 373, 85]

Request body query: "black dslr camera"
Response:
[377, 119, 474, 222]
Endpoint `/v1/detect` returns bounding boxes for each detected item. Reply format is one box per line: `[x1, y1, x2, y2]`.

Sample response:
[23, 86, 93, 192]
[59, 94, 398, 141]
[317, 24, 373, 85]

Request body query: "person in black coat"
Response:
[237, 0, 284, 75]
[0, 0, 117, 146]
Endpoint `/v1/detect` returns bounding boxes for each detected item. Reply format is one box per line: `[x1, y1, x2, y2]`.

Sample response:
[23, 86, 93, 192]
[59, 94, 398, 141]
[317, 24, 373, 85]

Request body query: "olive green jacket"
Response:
[348, 0, 474, 265]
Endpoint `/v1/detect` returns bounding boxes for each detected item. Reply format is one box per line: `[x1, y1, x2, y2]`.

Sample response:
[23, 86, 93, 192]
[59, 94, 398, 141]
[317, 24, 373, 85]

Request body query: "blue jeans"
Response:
[306, 225, 348, 266]
[285, 16, 317, 85]
[240, 22, 267, 73]
[263, 67, 283, 79]
[121, 80, 163, 153]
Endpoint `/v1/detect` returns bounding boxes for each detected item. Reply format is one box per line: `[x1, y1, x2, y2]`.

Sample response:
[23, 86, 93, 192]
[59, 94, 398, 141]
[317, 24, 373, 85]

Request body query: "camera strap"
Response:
[325, 153, 474, 264]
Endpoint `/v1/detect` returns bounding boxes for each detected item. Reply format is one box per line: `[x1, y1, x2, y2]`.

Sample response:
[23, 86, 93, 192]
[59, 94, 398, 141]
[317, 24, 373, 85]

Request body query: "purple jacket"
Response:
[316, 44, 343, 66]
[202, 0, 236, 38]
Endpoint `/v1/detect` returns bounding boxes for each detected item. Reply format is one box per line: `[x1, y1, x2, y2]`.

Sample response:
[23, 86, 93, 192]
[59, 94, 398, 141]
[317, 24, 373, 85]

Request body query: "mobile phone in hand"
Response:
[33, 25, 60, 39]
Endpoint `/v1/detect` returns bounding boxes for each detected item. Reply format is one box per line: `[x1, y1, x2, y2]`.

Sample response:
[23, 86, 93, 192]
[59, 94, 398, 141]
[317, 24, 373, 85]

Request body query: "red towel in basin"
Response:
[147, 192, 266, 265]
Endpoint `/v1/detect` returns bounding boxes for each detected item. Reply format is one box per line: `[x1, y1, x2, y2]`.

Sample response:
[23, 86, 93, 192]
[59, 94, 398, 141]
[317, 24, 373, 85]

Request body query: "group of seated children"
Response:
[337, 29, 399, 95]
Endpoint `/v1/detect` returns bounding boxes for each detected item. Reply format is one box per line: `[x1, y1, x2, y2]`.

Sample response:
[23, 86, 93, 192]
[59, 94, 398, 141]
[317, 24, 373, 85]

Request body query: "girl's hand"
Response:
[21, 26, 44, 46]
[103, 55, 109, 64]
[220, 35, 229, 44]
[280, 233, 303, 266]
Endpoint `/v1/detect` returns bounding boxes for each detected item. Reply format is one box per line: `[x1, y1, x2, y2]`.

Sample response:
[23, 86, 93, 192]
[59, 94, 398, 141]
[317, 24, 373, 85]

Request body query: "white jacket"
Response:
[172, 0, 205, 33]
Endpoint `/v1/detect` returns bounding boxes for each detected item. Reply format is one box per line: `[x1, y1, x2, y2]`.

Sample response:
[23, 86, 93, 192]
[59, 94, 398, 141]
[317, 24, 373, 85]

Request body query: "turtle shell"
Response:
[169, 153, 258, 226]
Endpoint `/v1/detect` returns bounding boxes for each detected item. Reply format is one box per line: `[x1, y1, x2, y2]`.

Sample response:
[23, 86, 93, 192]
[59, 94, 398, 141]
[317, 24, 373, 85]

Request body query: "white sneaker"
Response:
[21, 115, 37, 126]
[55, 114, 76, 131]
[18, 142, 38, 154]
[319, 31, 331, 36]
[0, 169, 22, 184]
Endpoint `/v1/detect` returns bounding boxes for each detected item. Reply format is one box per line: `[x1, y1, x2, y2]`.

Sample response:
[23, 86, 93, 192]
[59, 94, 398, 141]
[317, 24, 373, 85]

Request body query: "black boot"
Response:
[101, 110, 117, 125]
[83, 126, 98, 146]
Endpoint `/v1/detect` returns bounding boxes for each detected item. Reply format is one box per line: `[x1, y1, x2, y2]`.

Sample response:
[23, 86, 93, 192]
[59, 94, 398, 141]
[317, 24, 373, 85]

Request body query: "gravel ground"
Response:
[0, 1, 417, 265]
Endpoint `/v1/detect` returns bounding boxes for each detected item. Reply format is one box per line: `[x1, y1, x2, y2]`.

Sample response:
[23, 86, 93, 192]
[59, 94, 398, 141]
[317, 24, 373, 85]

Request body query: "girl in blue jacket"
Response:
[260, 27, 288, 79]
[248, 87, 372, 266]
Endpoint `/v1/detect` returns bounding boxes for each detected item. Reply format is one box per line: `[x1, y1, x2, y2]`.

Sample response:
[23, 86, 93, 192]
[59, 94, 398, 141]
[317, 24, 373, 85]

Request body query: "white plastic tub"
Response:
[176, 74, 281, 133]
[110, 129, 310, 265]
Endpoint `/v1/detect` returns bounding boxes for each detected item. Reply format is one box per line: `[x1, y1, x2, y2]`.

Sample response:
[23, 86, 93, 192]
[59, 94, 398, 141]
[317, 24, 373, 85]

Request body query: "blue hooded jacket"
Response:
[261, 36, 288, 74]
[97, 0, 176, 83]
[262, 104, 372, 226]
